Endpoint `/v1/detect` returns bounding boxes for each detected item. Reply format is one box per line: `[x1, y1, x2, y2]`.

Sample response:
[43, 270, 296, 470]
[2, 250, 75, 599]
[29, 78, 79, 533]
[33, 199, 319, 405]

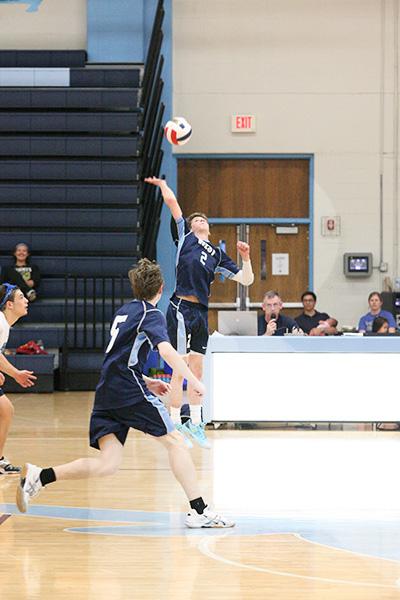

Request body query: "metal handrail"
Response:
[60, 275, 126, 385]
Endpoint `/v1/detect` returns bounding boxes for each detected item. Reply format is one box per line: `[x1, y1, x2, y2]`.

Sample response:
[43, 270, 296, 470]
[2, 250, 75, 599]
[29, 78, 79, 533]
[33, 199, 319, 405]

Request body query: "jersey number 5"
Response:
[200, 250, 208, 266]
[106, 315, 128, 353]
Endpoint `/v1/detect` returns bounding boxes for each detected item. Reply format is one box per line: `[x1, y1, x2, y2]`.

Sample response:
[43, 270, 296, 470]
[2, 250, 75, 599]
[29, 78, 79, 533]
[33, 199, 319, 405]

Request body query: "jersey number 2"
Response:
[200, 250, 208, 266]
[106, 315, 128, 353]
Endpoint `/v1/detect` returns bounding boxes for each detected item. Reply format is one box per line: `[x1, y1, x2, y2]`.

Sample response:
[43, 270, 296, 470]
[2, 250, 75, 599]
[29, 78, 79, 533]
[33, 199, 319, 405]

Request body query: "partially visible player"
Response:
[0, 284, 36, 474]
[16, 260, 234, 529]
[145, 177, 254, 449]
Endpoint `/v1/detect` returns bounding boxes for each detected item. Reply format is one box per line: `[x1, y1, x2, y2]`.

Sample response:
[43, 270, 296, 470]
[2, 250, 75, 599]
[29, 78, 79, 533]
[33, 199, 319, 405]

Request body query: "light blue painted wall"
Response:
[87, 0, 177, 309]
[154, 0, 177, 313]
[87, 0, 144, 62]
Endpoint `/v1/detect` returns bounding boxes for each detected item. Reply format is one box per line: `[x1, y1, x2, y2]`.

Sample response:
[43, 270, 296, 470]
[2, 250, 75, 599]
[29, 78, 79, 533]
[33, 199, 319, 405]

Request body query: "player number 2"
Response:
[200, 250, 207, 266]
[106, 315, 128, 353]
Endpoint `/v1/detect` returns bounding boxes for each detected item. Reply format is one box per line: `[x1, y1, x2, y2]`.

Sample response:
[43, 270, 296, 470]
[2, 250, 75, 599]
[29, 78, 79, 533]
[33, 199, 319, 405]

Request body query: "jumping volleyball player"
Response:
[17, 259, 234, 528]
[0, 284, 36, 474]
[145, 177, 254, 448]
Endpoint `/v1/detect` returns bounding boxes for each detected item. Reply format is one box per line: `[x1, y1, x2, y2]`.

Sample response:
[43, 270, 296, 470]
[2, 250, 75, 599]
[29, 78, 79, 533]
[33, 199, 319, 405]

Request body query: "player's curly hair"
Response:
[128, 259, 163, 301]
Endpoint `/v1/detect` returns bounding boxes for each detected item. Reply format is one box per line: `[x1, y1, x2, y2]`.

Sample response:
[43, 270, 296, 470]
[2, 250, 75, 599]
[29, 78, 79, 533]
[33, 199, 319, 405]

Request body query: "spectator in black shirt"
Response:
[295, 291, 338, 336]
[258, 290, 302, 336]
[0, 243, 40, 302]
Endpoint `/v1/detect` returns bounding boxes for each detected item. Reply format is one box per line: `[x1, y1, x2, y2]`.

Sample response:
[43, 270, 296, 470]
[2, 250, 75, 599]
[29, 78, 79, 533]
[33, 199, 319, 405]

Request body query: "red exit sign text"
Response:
[231, 114, 256, 132]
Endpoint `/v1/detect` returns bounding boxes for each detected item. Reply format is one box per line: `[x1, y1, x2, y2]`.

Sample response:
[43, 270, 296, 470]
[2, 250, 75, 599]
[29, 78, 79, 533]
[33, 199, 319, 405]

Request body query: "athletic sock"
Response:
[190, 497, 207, 515]
[189, 405, 202, 425]
[170, 406, 182, 424]
[39, 468, 56, 487]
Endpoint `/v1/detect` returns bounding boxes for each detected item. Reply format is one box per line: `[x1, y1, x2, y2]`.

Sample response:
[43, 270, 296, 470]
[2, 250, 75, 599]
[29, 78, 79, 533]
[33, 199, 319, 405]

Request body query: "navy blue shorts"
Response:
[0, 387, 4, 397]
[166, 296, 209, 355]
[89, 395, 175, 450]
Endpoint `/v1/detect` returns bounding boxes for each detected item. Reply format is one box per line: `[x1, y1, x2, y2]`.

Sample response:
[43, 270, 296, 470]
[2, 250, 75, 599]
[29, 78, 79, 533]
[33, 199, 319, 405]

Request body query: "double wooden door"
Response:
[177, 158, 311, 331]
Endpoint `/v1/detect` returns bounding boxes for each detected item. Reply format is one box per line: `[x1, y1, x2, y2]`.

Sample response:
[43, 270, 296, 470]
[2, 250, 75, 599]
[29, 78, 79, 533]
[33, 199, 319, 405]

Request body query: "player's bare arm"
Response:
[232, 241, 254, 286]
[0, 353, 36, 388]
[144, 177, 183, 221]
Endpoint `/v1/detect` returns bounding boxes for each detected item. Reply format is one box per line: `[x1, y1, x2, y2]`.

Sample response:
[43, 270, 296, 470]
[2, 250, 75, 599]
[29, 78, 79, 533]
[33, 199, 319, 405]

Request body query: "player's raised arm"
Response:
[233, 241, 254, 286]
[144, 177, 183, 221]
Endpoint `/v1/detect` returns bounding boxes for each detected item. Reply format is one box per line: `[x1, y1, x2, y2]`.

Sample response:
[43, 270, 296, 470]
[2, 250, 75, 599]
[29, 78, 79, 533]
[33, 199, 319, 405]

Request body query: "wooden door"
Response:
[177, 158, 311, 329]
[208, 224, 239, 332]
[178, 159, 309, 218]
[248, 224, 309, 305]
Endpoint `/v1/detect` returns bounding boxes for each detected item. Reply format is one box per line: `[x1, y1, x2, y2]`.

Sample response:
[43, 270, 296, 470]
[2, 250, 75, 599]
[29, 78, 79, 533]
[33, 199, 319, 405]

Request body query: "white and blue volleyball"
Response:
[164, 117, 192, 146]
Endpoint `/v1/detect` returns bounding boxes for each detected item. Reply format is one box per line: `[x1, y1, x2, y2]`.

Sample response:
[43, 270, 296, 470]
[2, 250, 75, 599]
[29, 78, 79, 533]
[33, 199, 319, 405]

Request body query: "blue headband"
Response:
[0, 283, 17, 309]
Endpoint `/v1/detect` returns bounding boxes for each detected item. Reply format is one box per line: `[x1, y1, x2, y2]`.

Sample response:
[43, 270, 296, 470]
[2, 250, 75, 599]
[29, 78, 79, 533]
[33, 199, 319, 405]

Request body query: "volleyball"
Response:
[164, 117, 192, 146]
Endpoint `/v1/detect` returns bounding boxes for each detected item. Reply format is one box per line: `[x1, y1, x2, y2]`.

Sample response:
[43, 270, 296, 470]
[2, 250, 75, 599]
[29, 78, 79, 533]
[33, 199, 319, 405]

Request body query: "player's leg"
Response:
[16, 409, 129, 513]
[53, 433, 123, 479]
[166, 300, 192, 444]
[155, 431, 234, 528]
[187, 352, 203, 418]
[0, 391, 20, 474]
[182, 353, 210, 449]
[182, 308, 211, 449]
[137, 396, 233, 528]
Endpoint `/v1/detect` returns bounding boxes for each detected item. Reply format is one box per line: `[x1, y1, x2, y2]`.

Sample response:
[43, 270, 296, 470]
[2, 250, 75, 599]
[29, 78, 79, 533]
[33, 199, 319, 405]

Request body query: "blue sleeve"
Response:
[358, 315, 367, 331]
[141, 310, 170, 348]
[175, 217, 189, 243]
[215, 249, 240, 279]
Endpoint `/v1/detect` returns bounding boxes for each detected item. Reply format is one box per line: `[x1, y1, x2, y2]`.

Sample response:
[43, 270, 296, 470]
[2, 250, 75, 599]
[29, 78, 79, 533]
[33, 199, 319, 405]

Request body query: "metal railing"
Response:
[141, 0, 165, 111]
[139, 0, 165, 261]
[60, 275, 126, 383]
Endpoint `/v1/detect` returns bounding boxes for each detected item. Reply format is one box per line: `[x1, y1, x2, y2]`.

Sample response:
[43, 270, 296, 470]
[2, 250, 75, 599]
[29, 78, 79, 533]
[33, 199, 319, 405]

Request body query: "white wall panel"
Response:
[173, 0, 399, 324]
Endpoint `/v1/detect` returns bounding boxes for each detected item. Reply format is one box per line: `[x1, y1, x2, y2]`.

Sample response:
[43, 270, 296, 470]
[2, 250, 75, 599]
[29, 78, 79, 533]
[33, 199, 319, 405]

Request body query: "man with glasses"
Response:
[258, 290, 301, 336]
[295, 291, 338, 336]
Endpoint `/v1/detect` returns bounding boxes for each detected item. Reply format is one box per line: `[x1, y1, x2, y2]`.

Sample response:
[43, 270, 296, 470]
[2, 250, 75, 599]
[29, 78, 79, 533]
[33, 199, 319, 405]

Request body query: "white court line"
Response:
[197, 534, 400, 590]
[293, 532, 400, 566]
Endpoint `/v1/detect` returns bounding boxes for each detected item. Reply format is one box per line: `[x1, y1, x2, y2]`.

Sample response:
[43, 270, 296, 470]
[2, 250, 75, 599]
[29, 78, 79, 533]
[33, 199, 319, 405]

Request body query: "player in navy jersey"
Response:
[145, 177, 254, 448]
[16, 259, 234, 528]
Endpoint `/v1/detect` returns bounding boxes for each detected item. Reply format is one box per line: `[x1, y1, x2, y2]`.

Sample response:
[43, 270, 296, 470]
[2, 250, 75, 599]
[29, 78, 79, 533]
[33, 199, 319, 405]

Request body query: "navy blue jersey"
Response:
[94, 300, 170, 409]
[173, 217, 239, 307]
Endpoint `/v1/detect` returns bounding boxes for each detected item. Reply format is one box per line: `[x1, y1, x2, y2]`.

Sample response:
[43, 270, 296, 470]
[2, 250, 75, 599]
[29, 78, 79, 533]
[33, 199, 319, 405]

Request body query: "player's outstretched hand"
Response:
[147, 378, 171, 397]
[14, 370, 36, 388]
[144, 176, 165, 187]
[237, 241, 250, 260]
[0, 372, 4, 386]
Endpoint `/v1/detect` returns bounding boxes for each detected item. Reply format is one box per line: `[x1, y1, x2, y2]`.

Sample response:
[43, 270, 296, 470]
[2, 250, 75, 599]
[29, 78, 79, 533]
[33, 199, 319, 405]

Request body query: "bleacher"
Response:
[0, 49, 142, 390]
[0, 1, 165, 391]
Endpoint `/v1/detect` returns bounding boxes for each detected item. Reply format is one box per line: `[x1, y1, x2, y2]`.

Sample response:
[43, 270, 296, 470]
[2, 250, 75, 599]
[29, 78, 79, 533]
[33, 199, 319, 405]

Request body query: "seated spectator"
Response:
[358, 292, 396, 333]
[0, 243, 40, 302]
[258, 290, 301, 336]
[295, 291, 338, 336]
[372, 316, 389, 334]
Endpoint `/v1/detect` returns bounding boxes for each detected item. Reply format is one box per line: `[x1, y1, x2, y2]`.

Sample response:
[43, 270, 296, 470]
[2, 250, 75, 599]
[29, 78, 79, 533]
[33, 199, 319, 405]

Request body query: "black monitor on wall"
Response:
[343, 253, 373, 277]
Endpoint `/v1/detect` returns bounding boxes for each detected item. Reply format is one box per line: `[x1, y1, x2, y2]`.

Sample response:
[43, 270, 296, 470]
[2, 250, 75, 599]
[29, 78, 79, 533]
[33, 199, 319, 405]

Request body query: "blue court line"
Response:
[2, 502, 400, 563]
[0, 0, 43, 12]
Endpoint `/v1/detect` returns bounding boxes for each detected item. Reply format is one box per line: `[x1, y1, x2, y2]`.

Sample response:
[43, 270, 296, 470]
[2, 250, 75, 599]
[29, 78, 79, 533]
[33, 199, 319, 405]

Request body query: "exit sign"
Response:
[231, 114, 256, 132]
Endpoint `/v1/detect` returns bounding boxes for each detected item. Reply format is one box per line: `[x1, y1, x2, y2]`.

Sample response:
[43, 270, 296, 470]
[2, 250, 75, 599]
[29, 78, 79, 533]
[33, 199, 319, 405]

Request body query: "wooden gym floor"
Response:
[1, 392, 400, 599]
